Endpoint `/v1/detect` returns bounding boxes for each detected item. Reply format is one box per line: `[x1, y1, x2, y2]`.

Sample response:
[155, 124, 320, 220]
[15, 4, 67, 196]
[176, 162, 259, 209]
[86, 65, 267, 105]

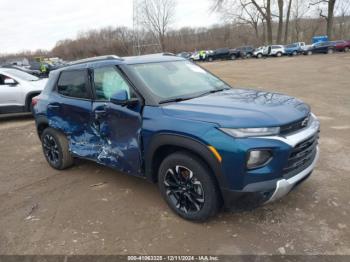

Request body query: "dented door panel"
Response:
[91, 101, 143, 176]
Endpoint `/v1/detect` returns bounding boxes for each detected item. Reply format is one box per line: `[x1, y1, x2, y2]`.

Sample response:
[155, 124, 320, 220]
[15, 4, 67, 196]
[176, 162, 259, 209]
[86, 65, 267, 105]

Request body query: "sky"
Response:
[0, 0, 220, 54]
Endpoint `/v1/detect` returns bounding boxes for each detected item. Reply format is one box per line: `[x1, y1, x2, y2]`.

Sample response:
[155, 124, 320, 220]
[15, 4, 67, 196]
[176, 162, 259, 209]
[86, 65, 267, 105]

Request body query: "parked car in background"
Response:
[284, 42, 310, 56]
[264, 45, 285, 57]
[332, 40, 350, 52]
[176, 52, 192, 59]
[234, 46, 255, 58]
[206, 48, 241, 62]
[0, 68, 47, 114]
[284, 44, 301, 56]
[33, 54, 320, 221]
[253, 46, 266, 58]
[304, 41, 336, 55]
[2, 64, 42, 77]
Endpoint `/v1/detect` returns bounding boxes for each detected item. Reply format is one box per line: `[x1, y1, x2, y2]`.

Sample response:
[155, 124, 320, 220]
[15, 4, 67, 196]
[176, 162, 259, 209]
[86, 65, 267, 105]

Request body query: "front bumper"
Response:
[265, 146, 319, 203]
[221, 114, 320, 208]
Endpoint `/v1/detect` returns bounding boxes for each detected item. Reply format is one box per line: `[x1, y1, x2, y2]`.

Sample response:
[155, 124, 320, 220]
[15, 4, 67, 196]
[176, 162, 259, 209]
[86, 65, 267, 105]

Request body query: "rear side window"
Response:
[57, 70, 90, 99]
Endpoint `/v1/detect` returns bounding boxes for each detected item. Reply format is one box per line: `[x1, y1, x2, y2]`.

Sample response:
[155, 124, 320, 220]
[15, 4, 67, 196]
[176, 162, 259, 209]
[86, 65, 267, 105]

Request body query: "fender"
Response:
[144, 133, 228, 188]
[35, 115, 49, 137]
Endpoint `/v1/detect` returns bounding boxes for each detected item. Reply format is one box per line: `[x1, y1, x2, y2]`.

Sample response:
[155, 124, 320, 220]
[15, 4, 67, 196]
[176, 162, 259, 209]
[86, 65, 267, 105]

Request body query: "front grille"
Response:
[280, 115, 310, 135]
[283, 133, 319, 179]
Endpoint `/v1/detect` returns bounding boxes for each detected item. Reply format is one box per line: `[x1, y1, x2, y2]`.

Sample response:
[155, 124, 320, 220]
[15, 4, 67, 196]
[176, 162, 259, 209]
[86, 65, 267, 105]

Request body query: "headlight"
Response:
[247, 150, 272, 169]
[220, 127, 280, 138]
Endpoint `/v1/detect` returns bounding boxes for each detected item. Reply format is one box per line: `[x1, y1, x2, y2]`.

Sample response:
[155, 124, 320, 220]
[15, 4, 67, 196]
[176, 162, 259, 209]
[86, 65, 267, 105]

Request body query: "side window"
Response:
[93, 67, 133, 101]
[57, 70, 90, 99]
[0, 74, 16, 86]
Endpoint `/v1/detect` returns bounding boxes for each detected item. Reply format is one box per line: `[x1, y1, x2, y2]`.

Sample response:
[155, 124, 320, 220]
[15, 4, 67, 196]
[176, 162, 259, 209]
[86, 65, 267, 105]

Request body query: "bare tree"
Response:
[284, 0, 293, 43]
[310, 0, 337, 40]
[276, 0, 284, 43]
[213, 0, 273, 43]
[213, 0, 263, 42]
[335, 0, 350, 39]
[140, 0, 176, 51]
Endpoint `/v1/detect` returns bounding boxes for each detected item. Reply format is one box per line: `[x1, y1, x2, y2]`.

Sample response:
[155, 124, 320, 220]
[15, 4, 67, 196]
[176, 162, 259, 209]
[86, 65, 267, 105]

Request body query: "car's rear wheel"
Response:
[345, 47, 349, 52]
[276, 52, 282, 57]
[257, 53, 263, 59]
[158, 152, 221, 221]
[41, 128, 74, 170]
[307, 50, 312, 55]
[230, 54, 237, 60]
[208, 57, 213, 62]
[327, 48, 334, 54]
[292, 51, 298, 56]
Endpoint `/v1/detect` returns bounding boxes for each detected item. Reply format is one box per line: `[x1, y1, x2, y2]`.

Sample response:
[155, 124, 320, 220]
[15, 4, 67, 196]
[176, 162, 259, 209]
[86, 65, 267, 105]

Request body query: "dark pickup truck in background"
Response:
[206, 48, 242, 62]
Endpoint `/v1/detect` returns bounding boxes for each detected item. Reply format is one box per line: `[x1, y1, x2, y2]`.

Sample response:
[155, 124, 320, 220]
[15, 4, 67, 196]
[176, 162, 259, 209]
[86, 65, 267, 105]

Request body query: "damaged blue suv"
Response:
[33, 54, 320, 221]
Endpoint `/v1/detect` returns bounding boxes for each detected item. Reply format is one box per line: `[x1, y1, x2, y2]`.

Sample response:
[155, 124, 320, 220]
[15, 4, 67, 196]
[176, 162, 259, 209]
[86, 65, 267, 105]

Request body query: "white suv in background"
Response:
[264, 45, 285, 57]
[253, 45, 285, 58]
[0, 68, 47, 114]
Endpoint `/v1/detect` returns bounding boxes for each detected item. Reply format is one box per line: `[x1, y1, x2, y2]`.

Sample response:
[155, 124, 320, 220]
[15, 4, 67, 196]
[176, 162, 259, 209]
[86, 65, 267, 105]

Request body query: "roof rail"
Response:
[162, 52, 176, 56]
[67, 55, 123, 66]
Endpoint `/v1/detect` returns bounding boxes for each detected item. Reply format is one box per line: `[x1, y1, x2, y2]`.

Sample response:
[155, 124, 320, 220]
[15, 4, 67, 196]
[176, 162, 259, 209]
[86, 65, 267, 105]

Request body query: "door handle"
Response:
[94, 104, 107, 119]
[48, 103, 60, 109]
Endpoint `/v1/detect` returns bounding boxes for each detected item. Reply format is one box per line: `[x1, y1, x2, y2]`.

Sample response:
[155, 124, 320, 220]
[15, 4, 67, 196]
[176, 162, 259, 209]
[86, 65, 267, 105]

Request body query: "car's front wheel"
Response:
[41, 128, 74, 170]
[158, 152, 221, 221]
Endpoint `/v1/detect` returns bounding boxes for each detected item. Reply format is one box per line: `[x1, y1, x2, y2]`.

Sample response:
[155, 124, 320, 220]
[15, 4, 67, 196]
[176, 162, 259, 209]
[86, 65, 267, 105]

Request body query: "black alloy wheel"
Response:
[43, 133, 60, 166]
[41, 128, 74, 170]
[163, 165, 205, 214]
[158, 151, 221, 221]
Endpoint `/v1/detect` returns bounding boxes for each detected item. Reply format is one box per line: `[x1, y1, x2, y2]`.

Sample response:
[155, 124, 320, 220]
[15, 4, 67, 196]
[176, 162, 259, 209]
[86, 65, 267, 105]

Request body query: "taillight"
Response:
[32, 96, 39, 107]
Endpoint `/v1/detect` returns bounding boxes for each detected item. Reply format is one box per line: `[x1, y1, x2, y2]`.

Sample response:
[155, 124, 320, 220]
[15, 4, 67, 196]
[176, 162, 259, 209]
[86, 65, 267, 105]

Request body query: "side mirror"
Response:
[4, 78, 17, 85]
[110, 90, 139, 106]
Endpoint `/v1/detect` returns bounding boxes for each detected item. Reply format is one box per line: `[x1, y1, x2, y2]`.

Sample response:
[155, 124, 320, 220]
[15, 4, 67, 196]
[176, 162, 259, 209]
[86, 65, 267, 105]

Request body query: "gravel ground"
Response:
[0, 53, 349, 255]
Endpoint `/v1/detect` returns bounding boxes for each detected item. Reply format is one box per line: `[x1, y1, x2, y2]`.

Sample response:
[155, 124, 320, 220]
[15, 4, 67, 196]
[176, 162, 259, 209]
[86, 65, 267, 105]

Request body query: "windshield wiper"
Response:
[199, 87, 230, 97]
[159, 97, 194, 104]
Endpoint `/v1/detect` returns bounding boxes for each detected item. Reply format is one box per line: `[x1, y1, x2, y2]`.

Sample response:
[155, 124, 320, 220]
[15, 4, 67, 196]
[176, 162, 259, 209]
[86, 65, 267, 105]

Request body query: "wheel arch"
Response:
[35, 115, 49, 138]
[144, 133, 224, 186]
[25, 91, 41, 111]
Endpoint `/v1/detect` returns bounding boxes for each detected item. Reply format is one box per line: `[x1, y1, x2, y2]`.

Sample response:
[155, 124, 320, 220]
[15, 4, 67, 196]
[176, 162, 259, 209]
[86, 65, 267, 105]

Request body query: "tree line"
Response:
[0, 0, 349, 62]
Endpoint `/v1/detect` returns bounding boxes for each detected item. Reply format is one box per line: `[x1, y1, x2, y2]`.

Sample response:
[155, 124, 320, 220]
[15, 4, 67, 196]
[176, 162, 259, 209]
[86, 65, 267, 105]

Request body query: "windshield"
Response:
[129, 61, 230, 103]
[3, 68, 39, 81]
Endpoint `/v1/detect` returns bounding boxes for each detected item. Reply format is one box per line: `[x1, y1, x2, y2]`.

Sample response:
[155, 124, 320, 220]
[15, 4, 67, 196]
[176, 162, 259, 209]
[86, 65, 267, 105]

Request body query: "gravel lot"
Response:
[0, 53, 349, 255]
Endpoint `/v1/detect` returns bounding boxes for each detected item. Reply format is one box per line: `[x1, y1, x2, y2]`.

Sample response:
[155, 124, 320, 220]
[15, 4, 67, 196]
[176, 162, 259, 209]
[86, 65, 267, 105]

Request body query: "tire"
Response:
[246, 53, 252, 58]
[345, 47, 349, 52]
[41, 128, 74, 170]
[230, 54, 237, 60]
[327, 48, 334, 54]
[257, 53, 263, 59]
[208, 57, 213, 62]
[158, 151, 221, 221]
[307, 50, 312, 56]
[292, 51, 298, 56]
[276, 52, 282, 57]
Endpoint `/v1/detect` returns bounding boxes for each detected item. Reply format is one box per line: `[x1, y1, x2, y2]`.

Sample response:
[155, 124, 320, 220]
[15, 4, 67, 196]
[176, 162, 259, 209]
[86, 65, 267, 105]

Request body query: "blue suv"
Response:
[33, 54, 320, 221]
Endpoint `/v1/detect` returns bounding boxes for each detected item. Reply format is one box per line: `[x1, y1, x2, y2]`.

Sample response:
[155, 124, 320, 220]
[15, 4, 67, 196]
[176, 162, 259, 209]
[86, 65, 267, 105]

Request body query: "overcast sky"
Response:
[0, 0, 220, 54]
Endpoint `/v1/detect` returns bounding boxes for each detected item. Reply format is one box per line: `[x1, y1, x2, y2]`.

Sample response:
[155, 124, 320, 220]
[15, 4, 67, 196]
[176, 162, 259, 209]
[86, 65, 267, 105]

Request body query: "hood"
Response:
[162, 89, 310, 128]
